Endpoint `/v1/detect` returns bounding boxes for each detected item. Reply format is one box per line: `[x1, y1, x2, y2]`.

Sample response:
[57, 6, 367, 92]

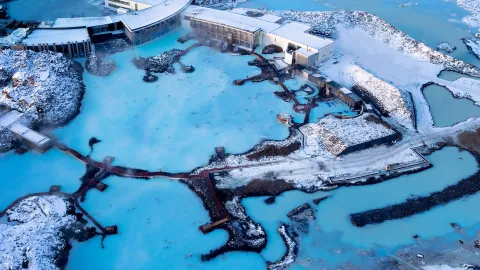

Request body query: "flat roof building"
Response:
[22, 28, 92, 57]
[9, 123, 53, 153]
[183, 6, 281, 49]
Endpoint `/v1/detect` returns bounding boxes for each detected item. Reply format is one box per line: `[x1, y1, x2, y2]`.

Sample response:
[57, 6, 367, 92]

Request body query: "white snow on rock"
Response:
[0, 49, 84, 152]
[457, 0, 480, 27]
[463, 37, 480, 60]
[194, 0, 247, 9]
[85, 51, 116, 77]
[0, 28, 29, 47]
[345, 65, 415, 128]
[267, 224, 296, 270]
[436, 42, 456, 53]
[300, 113, 397, 156]
[0, 196, 75, 270]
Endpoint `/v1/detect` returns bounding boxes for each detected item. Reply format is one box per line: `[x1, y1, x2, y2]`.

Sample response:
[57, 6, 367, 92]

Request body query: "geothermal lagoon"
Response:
[2, 0, 480, 268]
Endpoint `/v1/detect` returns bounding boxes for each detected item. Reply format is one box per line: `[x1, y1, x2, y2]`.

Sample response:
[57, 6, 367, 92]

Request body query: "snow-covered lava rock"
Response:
[300, 113, 398, 156]
[346, 65, 415, 128]
[0, 196, 96, 270]
[0, 50, 84, 126]
[463, 37, 480, 60]
[0, 50, 84, 151]
[85, 52, 116, 77]
[132, 49, 183, 74]
[457, 0, 480, 27]
[436, 42, 456, 54]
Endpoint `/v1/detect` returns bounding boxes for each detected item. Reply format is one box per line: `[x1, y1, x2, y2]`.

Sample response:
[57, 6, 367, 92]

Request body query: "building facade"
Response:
[105, 0, 151, 11]
[189, 18, 259, 49]
[123, 13, 181, 45]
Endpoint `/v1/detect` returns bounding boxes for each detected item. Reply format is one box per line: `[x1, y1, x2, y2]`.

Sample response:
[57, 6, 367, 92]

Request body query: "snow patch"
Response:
[0, 196, 75, 270]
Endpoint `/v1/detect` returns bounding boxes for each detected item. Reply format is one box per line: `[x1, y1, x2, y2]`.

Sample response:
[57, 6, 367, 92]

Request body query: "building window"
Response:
[109, 0, 130, 5]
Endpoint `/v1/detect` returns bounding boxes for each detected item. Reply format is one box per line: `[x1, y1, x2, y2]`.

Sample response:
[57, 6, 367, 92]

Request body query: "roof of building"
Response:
[229, 8, 282, 23]
[121, 0, 191, 31]
[0, 110, 23, 128]
[270, 22, 334, 50]
[184, 6, 281, 33]
[51, 16, 114, 28]
[10, 123, 51, 146]
[340, 87, 352, 94]
[132, 0, 170, 6]
[296, 47, 317, 57]
[22, 28, 89, 45]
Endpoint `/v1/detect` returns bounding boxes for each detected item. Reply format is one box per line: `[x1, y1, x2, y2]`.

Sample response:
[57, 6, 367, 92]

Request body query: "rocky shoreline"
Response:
[0, 50, 86, 152]
[0, 196, 97, 269]
[350, 150, 480, 227]
[85, 52, 116, 77]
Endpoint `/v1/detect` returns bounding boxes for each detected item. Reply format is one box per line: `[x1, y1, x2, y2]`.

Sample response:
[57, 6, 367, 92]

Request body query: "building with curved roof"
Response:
[120, 0, 191, 44]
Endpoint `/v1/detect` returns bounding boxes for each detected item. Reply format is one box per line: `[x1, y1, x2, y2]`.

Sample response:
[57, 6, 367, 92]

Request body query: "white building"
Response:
[181, 6, 335, 67]
[105, 0, 154, 11]
[263, 22, 335, 66]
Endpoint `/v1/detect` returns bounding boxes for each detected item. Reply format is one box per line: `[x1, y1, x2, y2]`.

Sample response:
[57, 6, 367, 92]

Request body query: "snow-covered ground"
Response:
[0, 28, 29, 47]
[436, 42, 456, 54]
[344, 66, 415, 128]
[300, 113, 397, 156]
[0, 50, 85, 152]
[457, 0, 480, 27]
[463, 37, 480, 60]
[239, 9, 480, 132]
[0, 196, 80, 270]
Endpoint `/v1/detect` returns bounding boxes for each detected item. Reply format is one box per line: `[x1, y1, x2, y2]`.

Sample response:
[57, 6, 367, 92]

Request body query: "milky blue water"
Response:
[243, 147, 480, 268]
[54, 30, 293, 173]
[67, 176, 266, 269]
[283, 76, 357, 122]
[7, 0, 112, 21]
[2, 0, 480, 268]
[0, 150, 83, 209]
[438, 70, 480, 82]
[423, 84, 480, 127]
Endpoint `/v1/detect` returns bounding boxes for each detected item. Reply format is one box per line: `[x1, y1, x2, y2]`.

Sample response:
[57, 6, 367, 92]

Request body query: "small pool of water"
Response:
[438, 70, 480, 82]
[283, 76, 357, 123]
[242, 147, 480, 268]
[423, 84, 480, 127]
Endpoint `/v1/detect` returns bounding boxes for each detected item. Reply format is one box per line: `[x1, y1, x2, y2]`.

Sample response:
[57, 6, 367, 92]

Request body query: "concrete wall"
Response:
[316, 42, 334, 63]
[340, 133, 398, 156]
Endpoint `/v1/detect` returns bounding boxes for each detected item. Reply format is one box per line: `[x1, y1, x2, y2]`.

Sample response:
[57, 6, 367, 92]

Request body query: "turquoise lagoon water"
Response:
[283, 76, 356, 123]
[423, 84, 480, 127]
[7, 0, 112, 21]
[243, 147, 480, 268]
[54, 30, 352, 173]
[54, 30, 293, 173]
[0, 1, 480, 267]
[0, 149, 84, 209]
[67, 176, 266, 270]
[240, 0, 480, 68]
